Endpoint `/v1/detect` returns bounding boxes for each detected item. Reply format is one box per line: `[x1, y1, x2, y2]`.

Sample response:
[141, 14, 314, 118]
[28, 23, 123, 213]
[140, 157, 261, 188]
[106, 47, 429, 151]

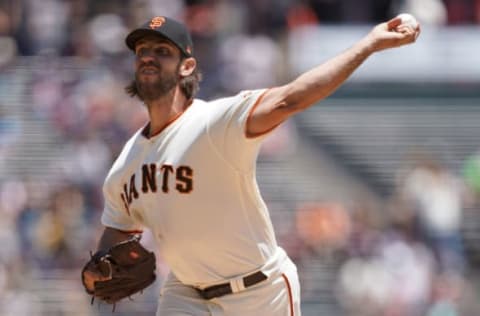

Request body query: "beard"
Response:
[135, 63, 179, 102]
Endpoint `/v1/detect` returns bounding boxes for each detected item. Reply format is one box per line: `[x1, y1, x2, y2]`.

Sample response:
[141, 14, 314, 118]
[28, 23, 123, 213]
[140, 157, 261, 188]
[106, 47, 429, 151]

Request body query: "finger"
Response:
[388, 31, 409, 40]
[387, 17, 402, 30]
[83, 271, 97, 292]
[401, 26, 420, 43]
[395, 25, 416, 35]
[83, 270, 111, 291]
[84, 270, 110, 282]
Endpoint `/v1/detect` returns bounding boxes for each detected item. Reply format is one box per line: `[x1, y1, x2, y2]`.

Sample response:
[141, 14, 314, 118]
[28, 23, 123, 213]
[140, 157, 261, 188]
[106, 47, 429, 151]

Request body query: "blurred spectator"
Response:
[0, 108, 21, 171]
[56, 132, 112, 191]
[31, 205, 67, 268]
[347, 203, 383, 259]
[396, 153, 468, 274]
[296, 201, 351, 254]
[219, 33, 282, 94]
[336, 222, 436, 316]
[426, 273, 463, 316]
[0, 8, 18, 67]
[15, 0, 71, 55]
[15, 178, 48, 263]
[88, 13, 128, 56]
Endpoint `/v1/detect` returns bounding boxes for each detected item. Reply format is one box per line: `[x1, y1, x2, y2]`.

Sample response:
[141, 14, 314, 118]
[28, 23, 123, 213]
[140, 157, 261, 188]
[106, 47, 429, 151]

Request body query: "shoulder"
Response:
[193, 89, 267, 111]
[124, 127, 145, 149]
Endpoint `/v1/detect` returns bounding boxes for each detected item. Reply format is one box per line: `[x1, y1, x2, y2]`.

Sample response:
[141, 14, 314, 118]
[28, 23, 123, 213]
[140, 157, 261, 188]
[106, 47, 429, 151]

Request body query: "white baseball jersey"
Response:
[101, 89, 280, 287]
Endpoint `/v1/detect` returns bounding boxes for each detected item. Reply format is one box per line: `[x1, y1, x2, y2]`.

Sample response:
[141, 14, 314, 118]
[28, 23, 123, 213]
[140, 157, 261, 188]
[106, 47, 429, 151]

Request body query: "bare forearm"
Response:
[285, 37, 374, 111]
[97, 227, 134, 251]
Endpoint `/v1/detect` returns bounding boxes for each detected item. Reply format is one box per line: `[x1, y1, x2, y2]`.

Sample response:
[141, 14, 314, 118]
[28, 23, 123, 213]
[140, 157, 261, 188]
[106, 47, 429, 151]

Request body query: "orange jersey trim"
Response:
[148, 111, 184, 138]
[104, 227, 144, 235]
[120, 229, 144, 234]
[281, 273, 295, 316]
[145, 100, 193, 139]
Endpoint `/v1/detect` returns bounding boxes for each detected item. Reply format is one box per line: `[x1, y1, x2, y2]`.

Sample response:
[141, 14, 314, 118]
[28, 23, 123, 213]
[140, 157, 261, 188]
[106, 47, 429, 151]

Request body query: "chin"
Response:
[139, 76, 160, 86]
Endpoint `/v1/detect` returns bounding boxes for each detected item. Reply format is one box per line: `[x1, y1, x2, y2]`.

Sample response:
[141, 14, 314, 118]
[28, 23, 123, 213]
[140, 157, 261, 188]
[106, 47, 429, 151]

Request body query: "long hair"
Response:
[125, 62, 202, 101]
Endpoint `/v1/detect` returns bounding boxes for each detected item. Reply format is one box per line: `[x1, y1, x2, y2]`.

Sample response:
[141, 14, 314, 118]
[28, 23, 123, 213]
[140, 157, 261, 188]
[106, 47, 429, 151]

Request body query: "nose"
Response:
[136, 49, 156, 63]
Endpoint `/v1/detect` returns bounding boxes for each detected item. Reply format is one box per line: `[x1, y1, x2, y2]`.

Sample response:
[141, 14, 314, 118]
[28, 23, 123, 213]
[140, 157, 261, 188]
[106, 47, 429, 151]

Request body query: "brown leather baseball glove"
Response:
[81, 236, 156, 306]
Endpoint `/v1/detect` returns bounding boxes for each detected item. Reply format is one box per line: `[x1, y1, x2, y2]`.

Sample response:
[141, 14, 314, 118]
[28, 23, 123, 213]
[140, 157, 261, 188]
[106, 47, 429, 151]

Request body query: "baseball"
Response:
[396, 13, 419, 30]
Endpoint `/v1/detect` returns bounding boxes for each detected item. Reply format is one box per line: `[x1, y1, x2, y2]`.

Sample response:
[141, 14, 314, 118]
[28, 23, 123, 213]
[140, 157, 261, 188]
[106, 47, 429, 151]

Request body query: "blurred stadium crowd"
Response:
[1, 0, 480, 315]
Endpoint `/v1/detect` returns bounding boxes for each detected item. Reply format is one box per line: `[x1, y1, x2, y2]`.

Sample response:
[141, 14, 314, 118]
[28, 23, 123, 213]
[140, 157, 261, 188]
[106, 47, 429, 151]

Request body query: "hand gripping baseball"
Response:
[366, 14, 421, 52]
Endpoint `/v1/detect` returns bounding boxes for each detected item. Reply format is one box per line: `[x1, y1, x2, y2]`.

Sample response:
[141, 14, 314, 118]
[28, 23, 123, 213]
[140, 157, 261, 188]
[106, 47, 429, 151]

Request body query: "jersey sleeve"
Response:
[100, 178, 144, 233]
[206, 88, 275, 171]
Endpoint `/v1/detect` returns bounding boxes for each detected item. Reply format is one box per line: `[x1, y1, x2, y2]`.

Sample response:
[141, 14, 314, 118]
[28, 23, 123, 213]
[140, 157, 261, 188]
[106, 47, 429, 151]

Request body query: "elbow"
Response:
[281, 82, 327, 113]
[276, 84, 307, 114]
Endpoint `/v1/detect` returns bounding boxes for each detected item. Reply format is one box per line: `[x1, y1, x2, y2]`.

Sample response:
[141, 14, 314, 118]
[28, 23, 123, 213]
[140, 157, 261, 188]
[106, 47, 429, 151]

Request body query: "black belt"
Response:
[196, 271, 268, 300]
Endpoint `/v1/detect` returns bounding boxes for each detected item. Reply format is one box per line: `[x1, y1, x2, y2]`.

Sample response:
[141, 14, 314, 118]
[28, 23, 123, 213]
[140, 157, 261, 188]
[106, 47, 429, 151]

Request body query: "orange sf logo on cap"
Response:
[149, 16, 166, 29]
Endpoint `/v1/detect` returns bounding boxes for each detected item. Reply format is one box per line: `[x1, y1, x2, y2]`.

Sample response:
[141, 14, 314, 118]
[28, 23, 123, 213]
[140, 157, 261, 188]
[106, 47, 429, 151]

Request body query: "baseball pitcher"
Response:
[81, 15, 420, 315]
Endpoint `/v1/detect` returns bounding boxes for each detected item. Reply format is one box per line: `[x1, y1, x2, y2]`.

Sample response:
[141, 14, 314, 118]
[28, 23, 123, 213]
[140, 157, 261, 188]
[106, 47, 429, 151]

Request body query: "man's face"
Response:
[134, 36, 183, 102]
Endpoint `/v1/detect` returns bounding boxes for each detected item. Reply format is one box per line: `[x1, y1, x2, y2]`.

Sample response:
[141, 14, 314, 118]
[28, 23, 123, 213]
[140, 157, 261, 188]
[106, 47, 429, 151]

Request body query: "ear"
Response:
[179, 57, 197, 77]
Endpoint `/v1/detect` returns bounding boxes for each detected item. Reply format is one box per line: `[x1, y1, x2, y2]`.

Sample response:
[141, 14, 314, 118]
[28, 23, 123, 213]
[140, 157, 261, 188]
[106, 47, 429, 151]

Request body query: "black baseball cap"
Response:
[125, 16, 193, 57]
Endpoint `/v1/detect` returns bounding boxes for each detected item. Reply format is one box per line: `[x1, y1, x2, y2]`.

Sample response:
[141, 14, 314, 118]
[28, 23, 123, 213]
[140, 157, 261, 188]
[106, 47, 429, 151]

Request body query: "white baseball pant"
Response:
[156, 251, 301, 315]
